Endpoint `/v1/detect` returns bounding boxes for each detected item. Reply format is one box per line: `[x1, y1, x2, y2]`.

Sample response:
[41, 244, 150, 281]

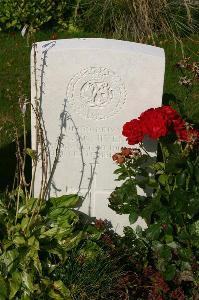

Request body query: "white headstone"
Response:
[31, 38, 165, 234]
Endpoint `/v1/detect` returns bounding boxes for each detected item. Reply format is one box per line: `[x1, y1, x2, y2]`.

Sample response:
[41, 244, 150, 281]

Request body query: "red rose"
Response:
[177, 129, 189, 141]
[139, 108, 168, 139]
[173, 117, 186, 133]
[122, 119, 144, 145]
[159, 106, 180, 125]
[172, 116, 188, 141]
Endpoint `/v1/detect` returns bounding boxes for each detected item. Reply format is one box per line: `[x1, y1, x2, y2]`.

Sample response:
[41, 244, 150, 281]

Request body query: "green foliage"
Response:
[0, 189, 154, 299]
[0, 0, 75, 31]
[109, 137, 199, 296]
[0, 192, 107, 299]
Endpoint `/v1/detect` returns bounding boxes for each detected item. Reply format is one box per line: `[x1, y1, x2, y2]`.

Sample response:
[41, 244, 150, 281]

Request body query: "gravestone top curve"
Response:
[33, 38, 164, 57]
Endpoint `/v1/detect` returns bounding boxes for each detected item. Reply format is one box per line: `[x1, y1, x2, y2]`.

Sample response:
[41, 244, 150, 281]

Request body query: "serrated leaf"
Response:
[129, 211, 138, 224]
[146, 224, 162, 240]
[135, 225, 143, 236]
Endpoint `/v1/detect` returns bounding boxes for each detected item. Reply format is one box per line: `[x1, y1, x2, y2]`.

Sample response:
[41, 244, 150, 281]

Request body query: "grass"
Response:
[76, 0, 199, 43]
[0, 30, 198, 189]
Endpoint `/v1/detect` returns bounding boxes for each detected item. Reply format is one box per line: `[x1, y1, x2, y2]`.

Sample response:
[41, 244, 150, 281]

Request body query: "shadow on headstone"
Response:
[0, 132, 31, 191]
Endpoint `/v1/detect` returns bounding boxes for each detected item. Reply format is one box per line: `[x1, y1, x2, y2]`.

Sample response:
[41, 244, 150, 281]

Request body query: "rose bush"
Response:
[110, 105, 199, 298]
[122, 105, 199, 144]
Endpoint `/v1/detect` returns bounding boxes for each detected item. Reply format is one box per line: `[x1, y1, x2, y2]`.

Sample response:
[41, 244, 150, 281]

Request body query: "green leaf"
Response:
[159, 246, 172, 261]
[164, 234, 173, 243]
[61, 232, 84, 251]
[48, 207, 78, 223]
[84, 224, 102, 241]
[53, 280, 71, 298]
[40, 226, 61, 238]
[151, 162, 165, 171]
[152, 241, 163, 252]
[21, 217, 29, 231]
[165, 157, 186, 173]
[13, 235, 26, 246]
[129, 211, 138, 224]
[164, 264, 176, 281]
[21, 293, 31, 300]
[0, 274, 8, 299]
[141, 204, 153, 224]
[28, 236, 39, 250]
[167, 241, 178, 249]
[9, 271, 22, 299]
[33, 254, 42, 275]
[78, 240, 102, 259]
[178, 230, 190, 241]
[48, 290, 64, 300]
[49, 194, 80, 209]
[146, 224, 162, 240]
[135, 225, 143, 236]
[19, 198, 38, 215]
[22, 272, 34, 293]
[147, 178, 158, 188]
[176, 172, 186, 186]
[188, 197, 199, 216]
[158, 174, 168, 186]
[0, 249, 19, 272]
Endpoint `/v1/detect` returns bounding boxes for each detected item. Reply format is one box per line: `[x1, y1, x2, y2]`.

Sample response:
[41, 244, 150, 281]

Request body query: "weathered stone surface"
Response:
[31, 38, 165, 234]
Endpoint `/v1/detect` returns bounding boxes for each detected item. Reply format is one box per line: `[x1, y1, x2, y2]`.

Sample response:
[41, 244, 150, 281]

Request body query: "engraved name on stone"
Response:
[50, 125, 124, 158]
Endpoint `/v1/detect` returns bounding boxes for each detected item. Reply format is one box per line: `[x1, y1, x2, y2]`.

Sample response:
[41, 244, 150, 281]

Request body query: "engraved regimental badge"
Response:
[66, 67, 126, 120]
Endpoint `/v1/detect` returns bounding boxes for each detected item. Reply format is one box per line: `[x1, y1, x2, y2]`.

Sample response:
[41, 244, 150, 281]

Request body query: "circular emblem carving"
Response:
[66, 67, 126, 120]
